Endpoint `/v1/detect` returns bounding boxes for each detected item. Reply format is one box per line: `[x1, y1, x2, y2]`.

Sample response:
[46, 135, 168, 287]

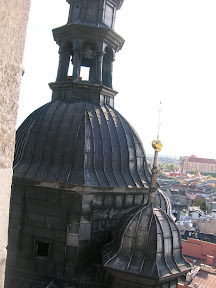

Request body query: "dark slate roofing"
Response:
[102, 204, 191, 280]
[14, 100, 152, 188]
[46, 280, 65, 288]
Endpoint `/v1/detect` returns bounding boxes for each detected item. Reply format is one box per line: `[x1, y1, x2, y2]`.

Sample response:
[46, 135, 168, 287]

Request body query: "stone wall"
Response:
[0, 0, 31, 286]
[6, 182, 148, 286]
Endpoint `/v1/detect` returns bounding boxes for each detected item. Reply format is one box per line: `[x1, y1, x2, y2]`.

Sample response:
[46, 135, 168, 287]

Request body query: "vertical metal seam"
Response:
[103, 105, 127, 186]
[43, 101, 69, 180]
[14, 103, 49, 168]
[131, 129, 152, 187]
[55, 102, 79, 180]
[100, 105, 119, 186]
[126, 208, 143, 270]
[117, 112, 143, 188]
[91, 103, 110, 186]
[140, 207, 155, 272]
[23, 100, 62, 178]
[66, 102, 86, 183]
[85, 103, 101, 186]
[153, 208, 174, 275]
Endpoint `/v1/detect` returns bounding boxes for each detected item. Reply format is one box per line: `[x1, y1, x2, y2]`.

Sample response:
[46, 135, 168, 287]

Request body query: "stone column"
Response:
[56, 51, 71, 81]
[0, 0, 31, 286]
[97, 53, 104, 85]
[72, 50, 81, 80]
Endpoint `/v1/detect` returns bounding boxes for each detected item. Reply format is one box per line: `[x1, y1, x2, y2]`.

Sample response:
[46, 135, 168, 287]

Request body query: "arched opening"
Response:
[102, 46, 113, 88]
[56, 41, 74, 81]
[80, 42, 96, 82]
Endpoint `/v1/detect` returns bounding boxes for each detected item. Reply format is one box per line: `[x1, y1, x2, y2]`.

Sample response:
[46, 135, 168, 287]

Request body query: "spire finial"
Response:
[148, 139, 163, 206]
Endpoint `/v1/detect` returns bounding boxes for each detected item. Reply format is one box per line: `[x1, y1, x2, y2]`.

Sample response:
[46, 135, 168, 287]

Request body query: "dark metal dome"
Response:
[14, 100, 152, 188]
[102, 204, 191, 281]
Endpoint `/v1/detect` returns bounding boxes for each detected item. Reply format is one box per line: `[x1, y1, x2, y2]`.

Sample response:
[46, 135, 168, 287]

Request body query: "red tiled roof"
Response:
[187, 157, 216, 165]
[188, 270, 216, 287]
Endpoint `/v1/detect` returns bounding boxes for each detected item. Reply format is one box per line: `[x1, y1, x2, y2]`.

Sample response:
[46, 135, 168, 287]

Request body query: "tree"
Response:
[195, 197, 207, 211]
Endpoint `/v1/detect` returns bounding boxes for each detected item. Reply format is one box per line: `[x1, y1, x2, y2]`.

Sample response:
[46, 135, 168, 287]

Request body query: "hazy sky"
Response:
[18, 0, 216, 159]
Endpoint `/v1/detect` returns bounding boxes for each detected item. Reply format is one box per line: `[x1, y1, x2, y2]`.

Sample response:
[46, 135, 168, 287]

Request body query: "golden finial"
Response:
[148, 139, 163, 206]
[148, 101, 163, 206]
[152, 139, 163, 152]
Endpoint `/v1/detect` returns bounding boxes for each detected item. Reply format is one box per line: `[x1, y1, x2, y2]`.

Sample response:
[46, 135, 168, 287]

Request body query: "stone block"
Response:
[134, 194, 144, 205]
[48, 189, 59, 203]
[37, 200, 54, 215]
[34, 227, 54, 239]
[10, 203, 23, 228]
[54, 241, 66, 254]
[53, 204, 69, 218]
[36, 187, 48, 201]
[114, 195, 124, 207]
[82, 194, 93, 214]
[25, 198, 37, 213]
[70, 194, 82, 217]
[125, 194, 134, 206]
[20, 236, 32, 257]
[45, 262, 54, 274]
[104, 195, 114, 207]
[22, 224, 34, 236]
[8, 228, 20, 247]
[28, 213, 46, 228]
[5, 250, 18, 266]
[66, 233, 79, 247]
[66, 246, 78, 262]
[60, 192, 71, 206]
[25, 186, 37, 199]
[93, 194, 104, 207]
[55, 231, 66, 242]
[17, 257, 27, 269]
[12, 184, 24, 204]
[53, 253, 65, 263]
[35, 259, 46, 273]
[46, 215, 66, 230]
[79, 221, 91, 241]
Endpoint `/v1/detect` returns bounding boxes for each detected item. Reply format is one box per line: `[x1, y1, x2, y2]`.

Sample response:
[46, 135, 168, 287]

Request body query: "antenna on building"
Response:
[157, 101, 162, 140]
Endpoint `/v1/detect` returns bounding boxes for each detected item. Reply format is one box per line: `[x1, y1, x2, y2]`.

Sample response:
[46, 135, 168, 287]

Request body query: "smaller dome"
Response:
[102, 204, 190, 281]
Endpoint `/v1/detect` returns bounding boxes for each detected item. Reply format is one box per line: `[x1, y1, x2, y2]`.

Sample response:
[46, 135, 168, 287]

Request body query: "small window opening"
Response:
[80, 66, 90, 81]
[80, 43, 95, 82]
[36, 241, 50, 257]
[67, 55, 73, 80]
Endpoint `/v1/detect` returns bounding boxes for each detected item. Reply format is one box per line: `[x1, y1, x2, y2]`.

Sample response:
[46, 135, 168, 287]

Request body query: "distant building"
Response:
[205, 196, 216, 213]
[180, 237, 216, 287]
[179, 155, 216, 174]
[188, 206, 205, 219]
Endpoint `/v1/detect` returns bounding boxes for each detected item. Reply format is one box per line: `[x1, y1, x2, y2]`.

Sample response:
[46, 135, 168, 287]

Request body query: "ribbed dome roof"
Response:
[102, 204, 191, 280]
[14, 100, 152, 188]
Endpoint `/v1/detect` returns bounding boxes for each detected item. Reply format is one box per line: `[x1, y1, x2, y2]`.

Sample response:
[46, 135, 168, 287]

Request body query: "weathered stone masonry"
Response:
[0, 0, 31, 286]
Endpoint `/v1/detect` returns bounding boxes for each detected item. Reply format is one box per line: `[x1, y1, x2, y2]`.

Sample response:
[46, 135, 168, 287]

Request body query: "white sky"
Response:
[18, 0, 216, 159]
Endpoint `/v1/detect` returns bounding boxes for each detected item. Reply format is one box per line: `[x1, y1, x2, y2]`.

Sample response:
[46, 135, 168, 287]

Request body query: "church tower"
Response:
[5, 1, 189, 288]
[51, 0, 124, 106]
